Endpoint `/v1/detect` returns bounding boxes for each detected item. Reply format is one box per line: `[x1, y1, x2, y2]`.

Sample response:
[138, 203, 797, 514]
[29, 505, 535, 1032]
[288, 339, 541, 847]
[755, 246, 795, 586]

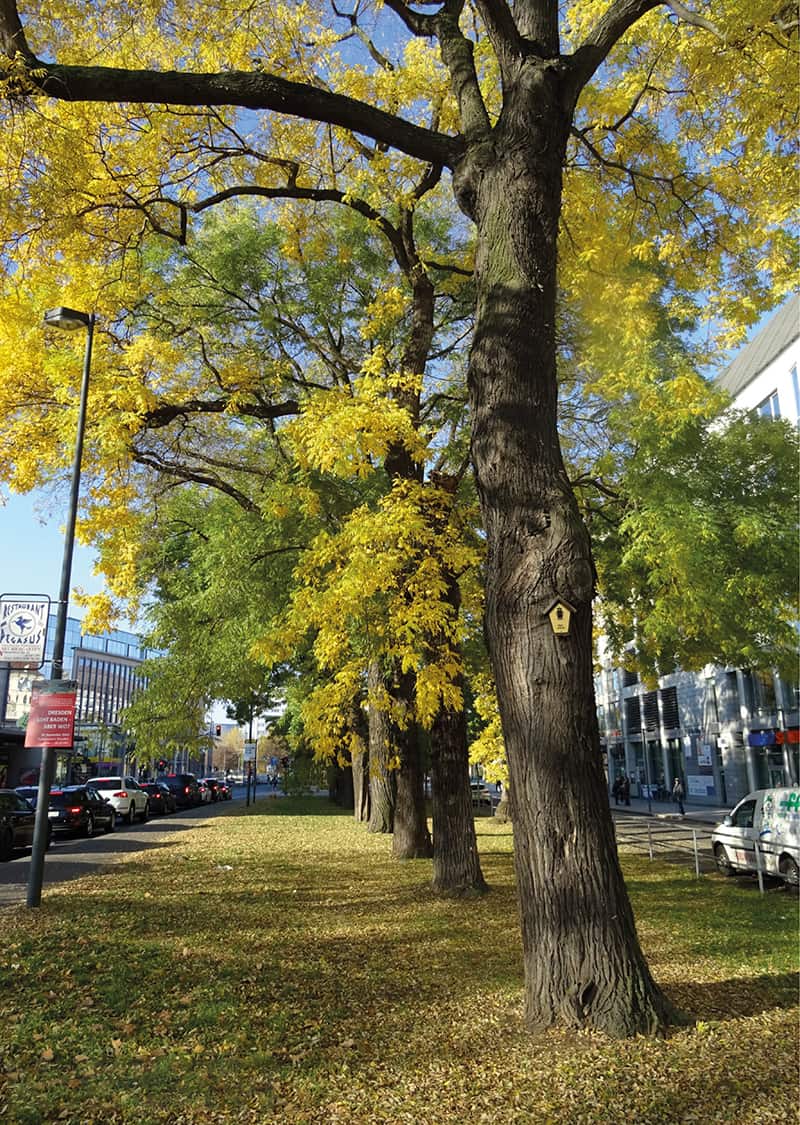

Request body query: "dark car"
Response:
[140, 782, 177, 815]
[161, 773, 201, 808]
[215, 778, 232, 801]
[15, 786, 40, 808]
[47, 786, 116, 837]
[0, 789, 51, 860]
[200, 777, 225, 802]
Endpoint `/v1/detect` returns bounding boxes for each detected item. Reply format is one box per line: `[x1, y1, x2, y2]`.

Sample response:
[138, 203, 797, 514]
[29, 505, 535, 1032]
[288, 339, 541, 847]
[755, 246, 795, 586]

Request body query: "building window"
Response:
[625, 696, 642, 733]
[623, 669, 639, 688]
[660, 686, 680, 730]
[643, 691, 660, 731]
[757, 390, 781, 419]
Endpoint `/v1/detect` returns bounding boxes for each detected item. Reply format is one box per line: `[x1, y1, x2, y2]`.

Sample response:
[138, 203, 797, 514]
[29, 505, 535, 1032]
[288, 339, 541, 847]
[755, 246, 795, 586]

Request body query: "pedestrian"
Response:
[611, 776, 621, 805]
[621, 773, 631, 807]
[672, 776, 685, 815]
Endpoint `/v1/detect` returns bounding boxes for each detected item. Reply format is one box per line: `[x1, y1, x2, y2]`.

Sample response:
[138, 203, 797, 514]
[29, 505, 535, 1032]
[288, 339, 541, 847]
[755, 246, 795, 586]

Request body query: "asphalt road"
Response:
[0, 796, 240, 909]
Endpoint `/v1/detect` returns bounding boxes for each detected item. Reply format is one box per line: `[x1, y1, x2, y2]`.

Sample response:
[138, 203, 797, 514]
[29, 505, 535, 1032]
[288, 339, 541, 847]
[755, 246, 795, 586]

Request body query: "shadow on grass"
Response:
[668, 971, 799, 1019]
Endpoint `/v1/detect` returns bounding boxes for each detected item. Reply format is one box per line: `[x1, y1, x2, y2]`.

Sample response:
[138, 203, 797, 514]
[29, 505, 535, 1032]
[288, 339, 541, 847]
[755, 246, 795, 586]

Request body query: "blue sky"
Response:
[0, 490, 102, 614]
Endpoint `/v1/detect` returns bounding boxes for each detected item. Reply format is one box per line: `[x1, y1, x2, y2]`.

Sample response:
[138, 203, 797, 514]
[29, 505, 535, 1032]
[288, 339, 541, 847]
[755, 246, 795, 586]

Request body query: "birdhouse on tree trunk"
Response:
[546, 599, 575, 636]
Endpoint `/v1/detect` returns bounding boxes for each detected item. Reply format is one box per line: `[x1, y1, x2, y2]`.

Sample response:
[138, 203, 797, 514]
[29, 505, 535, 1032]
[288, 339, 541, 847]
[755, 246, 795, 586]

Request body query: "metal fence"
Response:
[613, 817, 787, 894]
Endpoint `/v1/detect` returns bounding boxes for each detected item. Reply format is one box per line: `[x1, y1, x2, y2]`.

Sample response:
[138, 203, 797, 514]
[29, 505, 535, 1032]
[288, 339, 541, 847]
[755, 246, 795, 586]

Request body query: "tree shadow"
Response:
[668, 972, 799, 1020]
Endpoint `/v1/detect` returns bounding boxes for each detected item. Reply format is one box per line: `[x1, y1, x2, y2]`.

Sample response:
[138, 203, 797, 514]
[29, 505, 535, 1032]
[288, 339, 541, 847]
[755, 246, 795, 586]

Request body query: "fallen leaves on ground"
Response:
[0, 799, 796, 1124]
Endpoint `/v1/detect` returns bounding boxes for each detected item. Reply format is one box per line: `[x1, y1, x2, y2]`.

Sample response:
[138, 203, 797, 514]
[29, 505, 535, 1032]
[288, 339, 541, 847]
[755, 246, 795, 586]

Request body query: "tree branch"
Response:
[143, 397, 300, 430]
[566, 0, 663, 107]
[130, 450, 261, 513]
[433, 3, 492, 145]
[0, 0, 463, 168]
[473, 1, 522, 76]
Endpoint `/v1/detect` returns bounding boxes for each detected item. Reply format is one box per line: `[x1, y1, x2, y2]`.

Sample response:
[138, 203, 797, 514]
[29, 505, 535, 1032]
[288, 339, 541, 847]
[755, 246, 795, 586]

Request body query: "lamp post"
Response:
[27, 306, 95, 908]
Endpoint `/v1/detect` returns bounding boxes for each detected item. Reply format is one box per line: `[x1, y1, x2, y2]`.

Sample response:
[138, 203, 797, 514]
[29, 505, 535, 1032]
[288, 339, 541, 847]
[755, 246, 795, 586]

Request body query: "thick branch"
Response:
[131, 451, 260, 513]
[566, 0, 663, 107]
[434, 5, 492, 144]
[143, 397, 299, 430]
[0, 0, 462, 168]
[505, 0, 559, 55]
[473, 1, 523, 75]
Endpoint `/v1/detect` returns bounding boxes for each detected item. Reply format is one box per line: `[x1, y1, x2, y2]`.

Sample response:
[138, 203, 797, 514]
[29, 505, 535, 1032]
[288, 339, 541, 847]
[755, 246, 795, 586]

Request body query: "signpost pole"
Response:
[27, 310, 94, 908]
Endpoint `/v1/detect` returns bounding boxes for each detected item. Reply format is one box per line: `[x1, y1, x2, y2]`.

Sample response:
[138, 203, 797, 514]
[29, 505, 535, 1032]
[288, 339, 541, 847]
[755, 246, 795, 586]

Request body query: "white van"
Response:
[711, 788, 800, 887]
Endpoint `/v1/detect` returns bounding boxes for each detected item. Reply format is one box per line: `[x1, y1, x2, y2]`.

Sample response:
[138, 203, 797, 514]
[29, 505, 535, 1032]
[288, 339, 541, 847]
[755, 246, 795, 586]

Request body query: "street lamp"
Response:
[27, 306, 95, 908]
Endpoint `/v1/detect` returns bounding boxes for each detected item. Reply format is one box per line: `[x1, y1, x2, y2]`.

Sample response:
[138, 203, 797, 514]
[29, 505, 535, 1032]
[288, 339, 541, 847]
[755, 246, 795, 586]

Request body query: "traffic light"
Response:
[215, 724, 222, 737]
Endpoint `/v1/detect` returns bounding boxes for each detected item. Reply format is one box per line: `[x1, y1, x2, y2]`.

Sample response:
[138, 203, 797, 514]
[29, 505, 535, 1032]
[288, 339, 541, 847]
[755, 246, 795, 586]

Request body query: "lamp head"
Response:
[44, 306, 91, 331]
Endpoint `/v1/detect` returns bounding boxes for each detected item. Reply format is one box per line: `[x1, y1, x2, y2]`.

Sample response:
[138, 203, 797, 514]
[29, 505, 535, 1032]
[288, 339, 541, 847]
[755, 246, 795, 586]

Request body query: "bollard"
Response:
[647, 823, 653, 861]
[754, 839, 765, 895]
[692, 829, 700, 879]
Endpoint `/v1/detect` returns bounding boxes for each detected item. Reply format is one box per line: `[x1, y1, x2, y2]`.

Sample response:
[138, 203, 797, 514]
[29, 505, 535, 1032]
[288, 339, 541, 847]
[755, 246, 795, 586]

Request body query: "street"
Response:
[0, 792, 241, 909]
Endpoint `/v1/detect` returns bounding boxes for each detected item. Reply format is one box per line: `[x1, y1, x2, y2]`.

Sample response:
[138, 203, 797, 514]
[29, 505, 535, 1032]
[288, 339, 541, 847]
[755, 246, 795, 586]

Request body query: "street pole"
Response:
[27, 308, 94, 909]
[643, 742, 653, 816]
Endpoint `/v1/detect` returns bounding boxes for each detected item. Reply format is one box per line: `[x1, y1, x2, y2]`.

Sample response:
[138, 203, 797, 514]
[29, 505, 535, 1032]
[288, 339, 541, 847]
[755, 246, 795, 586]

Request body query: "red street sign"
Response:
[25, 681, 77, 749]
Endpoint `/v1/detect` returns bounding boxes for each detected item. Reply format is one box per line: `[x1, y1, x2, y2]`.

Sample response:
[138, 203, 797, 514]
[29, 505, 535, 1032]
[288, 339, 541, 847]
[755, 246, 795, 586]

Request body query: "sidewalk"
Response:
[610, 794, 730, 826]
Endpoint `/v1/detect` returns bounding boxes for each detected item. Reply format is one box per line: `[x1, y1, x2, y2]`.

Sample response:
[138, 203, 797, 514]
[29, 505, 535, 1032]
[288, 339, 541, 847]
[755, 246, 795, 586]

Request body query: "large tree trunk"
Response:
[348, 693, 370, 823]
[428, 558, 487, 895]
[430, 672, 487, 895]
[367, 660, 395, 834]
[459, 81, 676, 1036]
[391, 668, 432, 860]
[352, 748, 370, 823]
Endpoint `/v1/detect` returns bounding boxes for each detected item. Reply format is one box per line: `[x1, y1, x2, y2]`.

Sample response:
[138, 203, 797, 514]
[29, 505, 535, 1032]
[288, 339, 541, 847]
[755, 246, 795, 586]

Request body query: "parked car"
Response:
[200, 777, 226, 801]
[138, 782, 177, 815]
[15, 786, 40, 808]
[0, 789, 51, 860]
[712, 788, 800, 888]
[47, 786, 116, 837]
[161, 774, 201, 808]
[89, 776, 150, 824]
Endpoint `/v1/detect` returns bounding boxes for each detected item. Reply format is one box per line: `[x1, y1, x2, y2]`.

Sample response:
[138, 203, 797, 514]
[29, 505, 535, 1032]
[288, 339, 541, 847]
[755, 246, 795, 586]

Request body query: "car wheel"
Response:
[0, 829, 13, 862]
[779, 855, 799, 888]
[104, 812, 115, 834]
[713, 843, 735, 876]
[126, 803, 136, 826]
[140, 800, 149, 823]
[84, 813, 95, 839]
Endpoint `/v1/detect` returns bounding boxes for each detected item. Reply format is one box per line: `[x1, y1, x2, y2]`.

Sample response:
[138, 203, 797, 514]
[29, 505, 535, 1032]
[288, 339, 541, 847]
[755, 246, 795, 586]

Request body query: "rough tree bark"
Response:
[390, 667, 433, 860]
[456, 60, 675, 1035]
[352, 748, 370, 824]
[367, 659, 396, 835]
[426, 487, 487, 894]
[430, 671, 487, 894]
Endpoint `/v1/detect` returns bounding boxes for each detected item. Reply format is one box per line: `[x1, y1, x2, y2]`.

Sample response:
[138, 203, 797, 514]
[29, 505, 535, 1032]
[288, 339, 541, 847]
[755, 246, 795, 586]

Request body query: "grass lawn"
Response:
[0, 797, 797, 1124]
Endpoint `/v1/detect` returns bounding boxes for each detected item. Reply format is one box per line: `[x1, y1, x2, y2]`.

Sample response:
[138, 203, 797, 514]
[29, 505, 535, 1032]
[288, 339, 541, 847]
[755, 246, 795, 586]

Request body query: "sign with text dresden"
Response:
[25, 680, 78, 749]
